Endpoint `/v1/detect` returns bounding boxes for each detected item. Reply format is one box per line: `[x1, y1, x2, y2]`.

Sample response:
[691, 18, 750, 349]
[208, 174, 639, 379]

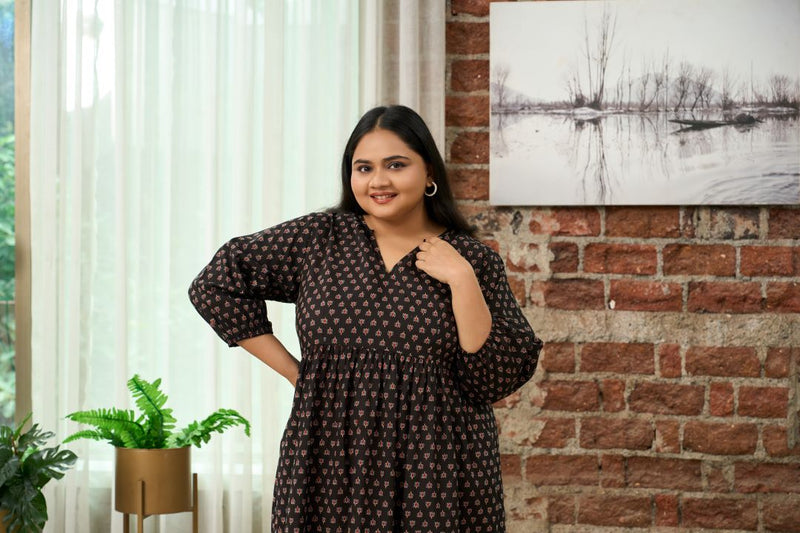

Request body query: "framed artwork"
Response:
[489, 0, 800, 205]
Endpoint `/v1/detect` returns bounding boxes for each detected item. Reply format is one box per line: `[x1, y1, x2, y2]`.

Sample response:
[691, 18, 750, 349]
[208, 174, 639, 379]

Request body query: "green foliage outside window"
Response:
[0, 0, 14, 427]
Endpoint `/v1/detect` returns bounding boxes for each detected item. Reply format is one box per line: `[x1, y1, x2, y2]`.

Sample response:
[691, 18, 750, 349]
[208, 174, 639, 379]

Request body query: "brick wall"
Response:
[446, 1, 800, 531]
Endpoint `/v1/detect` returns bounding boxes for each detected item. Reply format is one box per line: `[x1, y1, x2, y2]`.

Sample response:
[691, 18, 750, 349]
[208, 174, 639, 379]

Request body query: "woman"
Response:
[189, 105, 543, 532]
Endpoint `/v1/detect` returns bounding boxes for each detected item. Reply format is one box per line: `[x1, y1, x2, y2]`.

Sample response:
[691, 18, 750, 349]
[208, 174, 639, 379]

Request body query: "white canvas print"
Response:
[490, 0, 800, 205]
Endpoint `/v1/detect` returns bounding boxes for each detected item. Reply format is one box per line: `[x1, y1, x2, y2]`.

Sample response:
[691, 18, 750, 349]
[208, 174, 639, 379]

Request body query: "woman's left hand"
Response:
[415, 237, 475, 286]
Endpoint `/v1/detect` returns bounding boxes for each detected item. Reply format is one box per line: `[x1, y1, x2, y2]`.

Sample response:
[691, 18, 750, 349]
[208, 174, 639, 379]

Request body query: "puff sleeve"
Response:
[188, 212, 328, 347]
[453, 246, 543, 405]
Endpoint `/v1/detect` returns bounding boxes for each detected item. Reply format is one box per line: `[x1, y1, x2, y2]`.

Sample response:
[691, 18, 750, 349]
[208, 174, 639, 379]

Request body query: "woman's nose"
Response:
[370, 168, 391, 187]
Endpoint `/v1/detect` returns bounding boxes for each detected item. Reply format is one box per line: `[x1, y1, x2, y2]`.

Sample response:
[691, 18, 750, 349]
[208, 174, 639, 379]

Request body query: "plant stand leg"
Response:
[137, 479, 145, 533]
[123, 514, 130, 533]
[192, 473, 199, 533]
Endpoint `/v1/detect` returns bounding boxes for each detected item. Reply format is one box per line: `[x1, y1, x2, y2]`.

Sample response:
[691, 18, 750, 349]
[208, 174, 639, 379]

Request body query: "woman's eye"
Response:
[355, 165, 371, 173]
[387, 161, 405, 169]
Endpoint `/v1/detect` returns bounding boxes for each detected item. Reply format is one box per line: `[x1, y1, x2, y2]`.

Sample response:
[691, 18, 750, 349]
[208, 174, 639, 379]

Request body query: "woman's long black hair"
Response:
[331, 105, 474, 236]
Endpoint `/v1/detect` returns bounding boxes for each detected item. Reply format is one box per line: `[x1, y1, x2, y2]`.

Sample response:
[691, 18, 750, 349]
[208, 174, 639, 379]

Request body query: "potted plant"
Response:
[0, 413, 78, 533]
[65, 374, 250, 531]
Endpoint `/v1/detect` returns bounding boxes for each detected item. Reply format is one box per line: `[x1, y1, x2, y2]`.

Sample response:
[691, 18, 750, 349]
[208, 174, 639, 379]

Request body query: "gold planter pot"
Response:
[0, 509, 18, 533]
[115, 447, 198, 532]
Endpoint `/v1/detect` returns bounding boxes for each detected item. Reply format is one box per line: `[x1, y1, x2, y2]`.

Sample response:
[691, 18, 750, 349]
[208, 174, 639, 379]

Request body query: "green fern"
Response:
[167, 409, 251, 448]
[127, 375, 176, 448]
[64, 408, 145, 448]
[65, 375, 251, 450]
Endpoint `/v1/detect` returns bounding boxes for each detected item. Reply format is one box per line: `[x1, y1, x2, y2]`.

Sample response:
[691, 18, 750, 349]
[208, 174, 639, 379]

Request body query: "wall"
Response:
[446, 1, 800, 531]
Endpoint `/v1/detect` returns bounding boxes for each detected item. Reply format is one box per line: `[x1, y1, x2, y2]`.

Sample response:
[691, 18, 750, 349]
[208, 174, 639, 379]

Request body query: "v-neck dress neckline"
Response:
[357, 215, 450, 275]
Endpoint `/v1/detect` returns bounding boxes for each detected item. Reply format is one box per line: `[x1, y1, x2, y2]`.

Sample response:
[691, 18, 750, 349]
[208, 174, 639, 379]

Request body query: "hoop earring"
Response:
[424, 182, 438, 197]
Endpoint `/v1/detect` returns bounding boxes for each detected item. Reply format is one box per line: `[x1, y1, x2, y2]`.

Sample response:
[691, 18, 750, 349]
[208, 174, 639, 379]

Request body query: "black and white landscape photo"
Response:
[490, 0, 800, 205]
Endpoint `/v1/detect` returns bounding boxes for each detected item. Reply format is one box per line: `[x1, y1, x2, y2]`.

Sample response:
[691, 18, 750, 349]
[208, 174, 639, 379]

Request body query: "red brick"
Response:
[738, 386, 789, 418]
[763, 425, 800, 458]
[500, 454, 522, 483]
[688, 281, 763, 313]
[610, 280, 683, 312]
[547, 495, 575, 524]
[655, 493, 679, 527]
[481, 238, 500, 253]
[686, 346, 760, 377]
[529, 208, 601, 236]
[763, 496, 800, 532]
[540, 380, 600, 412]
[528, 418, 575, 448]
[445, 95, 489, 127]
[606, 207, 681, 238]
[580, 417, 653, 450]
[767, 282, 800, 313]
[735, 462, 800, 493]
[627, 457, 702, 491]
[493, 391, 521, 409]
[765, 347, 797, 378]
[548, 242, 578, 273]
[682, 497, 758, 529]
[540, 343, 575, 374]
[449, 167, 488, 200]
[577, 494, 651, 527]
[506, 243, 540, 273]
[508, 275, 526, 307]
[509, 496, 546, 521]
[450, 59, 489, 92]
[768, 207, 800, 239]
[581, 343, 654, 374]
[629, 382, 704, 415]
[459, 205, 517, 236]
[601, 379, 626, 412]
[599, 454, 625, 488]
[658, 344, 682, 377]
[706, 462, 733, 492]
[686, 207, 761, 240]
[741, 246, 795, 276]
[655, 420, 681, 453]
[683, 421, 758, 455]
[450, 0, 490, 17]
[526, 455, 598, 486]
[450, 131, 489, 164]
[709, 382, 735, 416]
[663, 244, 736, 276]
[584, 244, 657, 275]
[538, 279, 605, 310]
[446, 21, 489, 55]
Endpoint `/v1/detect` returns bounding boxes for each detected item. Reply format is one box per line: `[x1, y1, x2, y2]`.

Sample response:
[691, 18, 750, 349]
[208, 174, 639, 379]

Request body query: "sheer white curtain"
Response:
[359, 0, 446, 148]
[28, 1, 444, 531]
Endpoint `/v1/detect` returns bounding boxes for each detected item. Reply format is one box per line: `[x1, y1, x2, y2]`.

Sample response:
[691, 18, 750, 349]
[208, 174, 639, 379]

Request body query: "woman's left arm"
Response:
[416, 237, 492, 352]
[417, 237, 543, 404]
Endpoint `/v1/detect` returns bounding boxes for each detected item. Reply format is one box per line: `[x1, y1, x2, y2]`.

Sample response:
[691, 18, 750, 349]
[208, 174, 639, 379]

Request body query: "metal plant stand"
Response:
[121, 473, 198, 533]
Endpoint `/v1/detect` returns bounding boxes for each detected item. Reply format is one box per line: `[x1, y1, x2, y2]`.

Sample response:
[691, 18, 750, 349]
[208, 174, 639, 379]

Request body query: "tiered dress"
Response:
[189, 211, 542, 532]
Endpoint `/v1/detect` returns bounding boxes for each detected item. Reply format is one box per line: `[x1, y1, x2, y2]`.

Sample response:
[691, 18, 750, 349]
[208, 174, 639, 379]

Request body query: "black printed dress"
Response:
[189, 211, 542, 532]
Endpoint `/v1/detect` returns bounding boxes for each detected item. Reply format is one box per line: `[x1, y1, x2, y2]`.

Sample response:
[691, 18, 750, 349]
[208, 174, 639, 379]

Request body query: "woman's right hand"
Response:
[238, 334, 301, 388]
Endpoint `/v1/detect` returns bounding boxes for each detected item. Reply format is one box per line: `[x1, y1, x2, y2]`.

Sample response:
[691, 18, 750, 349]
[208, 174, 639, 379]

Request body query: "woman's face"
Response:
[350, 129, 432, 225]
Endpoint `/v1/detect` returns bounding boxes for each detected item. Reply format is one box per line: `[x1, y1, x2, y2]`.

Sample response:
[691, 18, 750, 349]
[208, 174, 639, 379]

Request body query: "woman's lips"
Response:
[370, 193, 397, 204]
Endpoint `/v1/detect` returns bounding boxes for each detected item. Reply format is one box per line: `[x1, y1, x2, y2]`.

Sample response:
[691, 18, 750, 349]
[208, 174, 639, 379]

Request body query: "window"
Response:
[0, 0, 13, 427]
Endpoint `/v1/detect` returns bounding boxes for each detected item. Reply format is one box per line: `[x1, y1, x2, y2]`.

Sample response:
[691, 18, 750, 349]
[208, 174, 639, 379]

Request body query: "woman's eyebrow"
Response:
[353, 155, 411, 165]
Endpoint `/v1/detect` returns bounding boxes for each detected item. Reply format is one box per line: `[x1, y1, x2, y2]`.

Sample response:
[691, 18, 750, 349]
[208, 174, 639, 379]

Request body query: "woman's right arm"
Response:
[189, 213, 330, 381]
[238, 334, 300, 387]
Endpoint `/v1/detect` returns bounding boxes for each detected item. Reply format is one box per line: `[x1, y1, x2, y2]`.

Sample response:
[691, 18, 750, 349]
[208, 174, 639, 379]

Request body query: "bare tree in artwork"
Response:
[769, 74, 792, 107]
[720, 67, 737, 110]
[492, 63, 511, 111]
[690, 67, 714, 111]
[580, 4, 617, 109]
[673, 61, 693, 111]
